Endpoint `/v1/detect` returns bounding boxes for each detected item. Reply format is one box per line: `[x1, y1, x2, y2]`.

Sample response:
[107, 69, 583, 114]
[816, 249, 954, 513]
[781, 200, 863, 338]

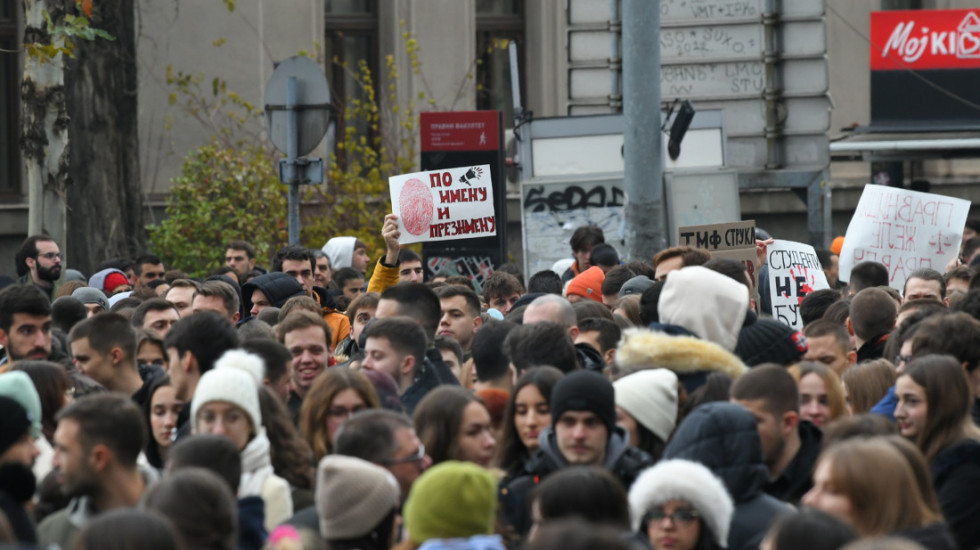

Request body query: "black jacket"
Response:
[764, 420, 822, 505]
[856, 333, 889, 363]
[400, 347, 461, 416]
[238, 495, 268, 550]
[664, 402, 793, 550]
[241, 272, 305, 311]
[499, 425, 655, 536]
[931, 439, 980, 550]
[575, 342, 605, 373]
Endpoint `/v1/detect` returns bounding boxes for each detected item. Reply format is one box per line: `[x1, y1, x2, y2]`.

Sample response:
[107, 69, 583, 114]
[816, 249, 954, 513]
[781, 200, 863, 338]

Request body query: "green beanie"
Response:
[0, 372, 42, 439]
[403, 461, 497, 544]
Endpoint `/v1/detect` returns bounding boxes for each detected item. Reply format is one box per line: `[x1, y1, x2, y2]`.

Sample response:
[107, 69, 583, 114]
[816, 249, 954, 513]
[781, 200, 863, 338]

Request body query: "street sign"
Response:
[264, 56, 330, 157]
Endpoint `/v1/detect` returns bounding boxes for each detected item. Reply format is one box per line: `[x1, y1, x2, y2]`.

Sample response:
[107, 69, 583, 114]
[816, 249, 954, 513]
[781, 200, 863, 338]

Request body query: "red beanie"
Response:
[103, 272, 130, 294]
[566, 266, 605, 303]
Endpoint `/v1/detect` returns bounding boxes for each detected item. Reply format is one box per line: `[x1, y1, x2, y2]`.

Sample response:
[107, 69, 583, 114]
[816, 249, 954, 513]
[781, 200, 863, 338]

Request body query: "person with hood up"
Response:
[499, 370, 655, 536]
[323, 236, 370, 276]
[663, 402, 793, 550]
[629, 459, 735, 550]
[241, 272, 306, 319]
[657, 266, 749, 353]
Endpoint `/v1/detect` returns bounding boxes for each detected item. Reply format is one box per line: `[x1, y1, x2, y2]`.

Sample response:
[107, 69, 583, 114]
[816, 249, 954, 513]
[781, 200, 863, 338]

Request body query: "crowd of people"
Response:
[0, 215, 980, 550]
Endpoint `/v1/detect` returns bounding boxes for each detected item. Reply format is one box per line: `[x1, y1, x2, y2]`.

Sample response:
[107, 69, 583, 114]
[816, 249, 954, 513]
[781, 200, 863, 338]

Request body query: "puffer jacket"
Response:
[664, 402, 793, 550]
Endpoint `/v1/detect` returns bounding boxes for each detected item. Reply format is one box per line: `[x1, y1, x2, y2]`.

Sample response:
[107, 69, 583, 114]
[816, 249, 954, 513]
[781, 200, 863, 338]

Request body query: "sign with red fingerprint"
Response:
[389, 164, 496, 244]
[767, 240, 830, 330]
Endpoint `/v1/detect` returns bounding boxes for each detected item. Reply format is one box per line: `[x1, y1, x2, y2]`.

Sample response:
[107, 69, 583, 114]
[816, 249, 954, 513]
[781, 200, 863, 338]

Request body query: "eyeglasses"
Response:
[895, 354, 913, 365]
[39, 252, 62, 260]
[380, 443, 426, 465]
[646, 508, 700, 525]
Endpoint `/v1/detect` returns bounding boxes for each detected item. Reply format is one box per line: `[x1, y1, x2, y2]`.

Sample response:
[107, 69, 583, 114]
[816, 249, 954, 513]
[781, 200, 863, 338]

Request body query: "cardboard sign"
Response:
[768, 240, 830, 330]
[678, 220, 759, 292]
[389, 165, 496, 244]
[839, 185, 970, 291]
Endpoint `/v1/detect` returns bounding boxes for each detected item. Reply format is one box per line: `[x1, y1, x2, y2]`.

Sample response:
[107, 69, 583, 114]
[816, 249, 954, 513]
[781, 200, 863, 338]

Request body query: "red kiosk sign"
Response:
[871, 9, 980, 70]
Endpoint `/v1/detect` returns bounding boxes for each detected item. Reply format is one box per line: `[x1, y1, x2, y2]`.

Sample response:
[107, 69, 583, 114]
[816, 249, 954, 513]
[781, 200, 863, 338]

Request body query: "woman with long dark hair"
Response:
[495, 367, 563, 477]
[894, 354, 980, 549]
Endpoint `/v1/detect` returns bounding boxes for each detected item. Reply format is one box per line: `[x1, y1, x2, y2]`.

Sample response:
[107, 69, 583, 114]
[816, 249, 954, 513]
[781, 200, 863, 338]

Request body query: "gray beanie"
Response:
[71, 287, 109, 312]
[317, 455, 400, 540]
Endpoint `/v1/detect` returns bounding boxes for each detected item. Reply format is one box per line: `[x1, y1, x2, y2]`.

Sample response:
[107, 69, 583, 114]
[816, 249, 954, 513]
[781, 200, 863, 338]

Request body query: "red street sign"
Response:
[871, 9, 980, 71]
[420, 111, 500, 152]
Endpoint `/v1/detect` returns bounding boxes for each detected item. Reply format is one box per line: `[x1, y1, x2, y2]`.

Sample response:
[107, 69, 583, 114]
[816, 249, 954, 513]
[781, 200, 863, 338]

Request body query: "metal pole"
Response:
[287, 77, 300, 245]
[622, 0, 665, 261]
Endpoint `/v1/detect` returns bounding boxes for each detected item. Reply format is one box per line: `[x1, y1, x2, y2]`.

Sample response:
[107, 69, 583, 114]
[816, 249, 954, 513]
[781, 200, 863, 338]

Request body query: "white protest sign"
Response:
[839, 185, 970, 291]
[768, 240, 830, 330]
[389, 164, 496, 244]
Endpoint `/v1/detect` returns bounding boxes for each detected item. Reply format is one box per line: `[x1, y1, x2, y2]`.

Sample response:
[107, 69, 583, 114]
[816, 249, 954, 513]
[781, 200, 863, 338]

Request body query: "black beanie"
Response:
[735, 318, 808, 367]
[550, 370, 616, 433]
[0, 396, 31, 458]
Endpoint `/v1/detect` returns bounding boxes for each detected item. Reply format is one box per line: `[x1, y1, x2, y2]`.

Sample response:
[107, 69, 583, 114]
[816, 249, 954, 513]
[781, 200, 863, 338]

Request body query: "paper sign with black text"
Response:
[389, 164, 496, 244]
[678, 220, 759, 292]
[768, 240, 830, 330]
[838, 185, 970, 290]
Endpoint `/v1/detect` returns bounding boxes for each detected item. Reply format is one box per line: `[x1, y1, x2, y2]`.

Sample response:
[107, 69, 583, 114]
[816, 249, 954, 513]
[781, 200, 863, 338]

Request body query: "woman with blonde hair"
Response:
[787, 362, 845, 428]
[894, 354, 980, 549]
[299, 367, 380, 462]
[841, 360, 895, 415]
[802, 438, 954, 548]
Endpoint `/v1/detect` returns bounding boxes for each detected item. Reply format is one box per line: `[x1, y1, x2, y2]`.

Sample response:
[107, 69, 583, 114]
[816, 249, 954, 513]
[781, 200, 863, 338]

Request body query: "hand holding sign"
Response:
[389, 165, 496, 245]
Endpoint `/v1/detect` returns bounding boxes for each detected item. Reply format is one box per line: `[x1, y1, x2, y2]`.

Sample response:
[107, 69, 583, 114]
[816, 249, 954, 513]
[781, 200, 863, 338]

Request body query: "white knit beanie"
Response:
[317, 455, 400, 540]
[191, 367, 262, 433]
[613, 369, 679, 442]
[628, 459, 734, 548]
[214, 349, 266, 386]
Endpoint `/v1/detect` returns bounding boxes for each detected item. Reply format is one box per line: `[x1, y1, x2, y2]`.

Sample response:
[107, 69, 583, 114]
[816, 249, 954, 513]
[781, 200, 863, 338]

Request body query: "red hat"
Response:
[103, 272, 130, 294]
[566, 266, 605, 303]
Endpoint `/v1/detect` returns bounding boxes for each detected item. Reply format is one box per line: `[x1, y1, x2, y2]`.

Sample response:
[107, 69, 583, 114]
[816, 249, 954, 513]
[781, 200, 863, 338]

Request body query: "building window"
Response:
[324, 0, 378, 163]
[476, 0, 524, 128]
[0, 2, 19, 198]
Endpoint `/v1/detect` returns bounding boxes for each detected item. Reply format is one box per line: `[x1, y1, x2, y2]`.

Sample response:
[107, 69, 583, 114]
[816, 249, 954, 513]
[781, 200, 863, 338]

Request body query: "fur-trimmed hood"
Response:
[616, 328, 746, 380]
[628, 459, 734, 547]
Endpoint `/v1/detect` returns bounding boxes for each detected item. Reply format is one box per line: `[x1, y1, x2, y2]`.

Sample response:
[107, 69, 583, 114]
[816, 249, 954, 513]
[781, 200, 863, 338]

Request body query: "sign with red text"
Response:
[389, 165, 496, 244]
[871, 9, 980, 71]
[839, 185, 970, 291]
[768, 240, 830, 330]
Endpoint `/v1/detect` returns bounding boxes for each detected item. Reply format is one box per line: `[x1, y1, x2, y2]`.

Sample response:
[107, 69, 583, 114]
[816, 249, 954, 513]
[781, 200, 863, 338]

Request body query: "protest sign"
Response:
[768, 240, 830, 330]
[839, 185, 970, 290]
[389, 164, 496, 244]
[678, 220, 759, 292]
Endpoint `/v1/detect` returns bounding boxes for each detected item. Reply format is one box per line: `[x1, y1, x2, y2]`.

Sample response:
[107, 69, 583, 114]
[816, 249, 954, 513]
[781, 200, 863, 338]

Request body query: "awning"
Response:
[830, 131, 980, 161]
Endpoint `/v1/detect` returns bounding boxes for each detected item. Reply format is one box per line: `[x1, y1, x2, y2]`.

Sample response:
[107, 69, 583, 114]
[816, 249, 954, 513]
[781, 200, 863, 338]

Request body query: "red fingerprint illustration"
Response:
[399, 178, 434, 236]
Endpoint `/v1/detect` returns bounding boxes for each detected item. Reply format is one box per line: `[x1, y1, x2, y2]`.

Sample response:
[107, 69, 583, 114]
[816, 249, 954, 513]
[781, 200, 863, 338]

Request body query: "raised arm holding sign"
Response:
[388, 165, 496, 245]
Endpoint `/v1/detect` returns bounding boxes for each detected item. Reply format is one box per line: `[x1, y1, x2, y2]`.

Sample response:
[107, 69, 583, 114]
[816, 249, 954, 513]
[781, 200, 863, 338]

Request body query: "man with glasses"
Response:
[16, 235, 63, 301]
